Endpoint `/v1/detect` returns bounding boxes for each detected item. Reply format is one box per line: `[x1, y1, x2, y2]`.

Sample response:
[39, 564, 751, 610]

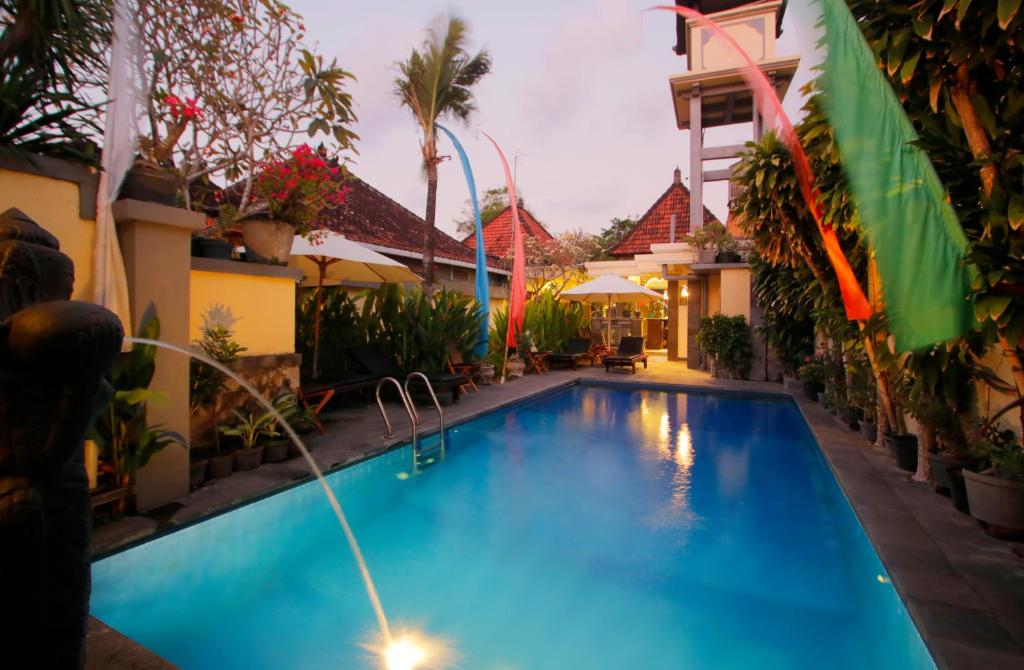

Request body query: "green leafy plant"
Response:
[798, 352, 827, 389]
[683, 220, 735, 252]
[696, 314, 752, 379]
[271, 389, 317, 435]
[88, 314, 186, 500]
[189, 323, 246, 450]
[219, 405, 278, 450]
[487, 290, 589, 366]
[971, 421, 1024, 480]
[0, 0, 108, 162]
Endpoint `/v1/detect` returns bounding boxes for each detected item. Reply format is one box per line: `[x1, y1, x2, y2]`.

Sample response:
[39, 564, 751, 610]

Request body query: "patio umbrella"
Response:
[290, 232, 420, 378]
[561, 274, 664, 346]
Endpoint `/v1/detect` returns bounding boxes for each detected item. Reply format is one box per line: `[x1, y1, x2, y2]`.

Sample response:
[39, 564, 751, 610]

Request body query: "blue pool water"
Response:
[92, 385, 934, 669]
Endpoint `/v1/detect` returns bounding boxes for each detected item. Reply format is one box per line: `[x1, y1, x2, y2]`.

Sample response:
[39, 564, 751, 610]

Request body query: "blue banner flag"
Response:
[437, 124, 491, 358]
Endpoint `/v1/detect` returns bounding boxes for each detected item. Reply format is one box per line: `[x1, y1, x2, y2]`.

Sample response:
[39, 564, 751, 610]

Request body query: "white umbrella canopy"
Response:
[561, 274, 664, 346]
[289, 231, 420, 378]
[290, 231, 421, 287]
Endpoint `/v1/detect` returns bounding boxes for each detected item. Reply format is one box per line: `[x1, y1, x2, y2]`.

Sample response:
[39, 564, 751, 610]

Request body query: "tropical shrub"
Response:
[251, 144, 352, 236]
[487, 291, 589, 367]
[296, 289, 367, 380]
[0, 0, 108, 162]
[798, 352, 827, 390]
[696, 314, 752, 379]
[88, 314, 186, 498]
[296, 284, 482, 378]
[189, 322, 246, 450]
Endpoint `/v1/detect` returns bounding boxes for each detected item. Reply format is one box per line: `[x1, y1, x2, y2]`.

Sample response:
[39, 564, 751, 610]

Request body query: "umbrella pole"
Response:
[607, 294, 612, 349]
[312, 258, 325, 379]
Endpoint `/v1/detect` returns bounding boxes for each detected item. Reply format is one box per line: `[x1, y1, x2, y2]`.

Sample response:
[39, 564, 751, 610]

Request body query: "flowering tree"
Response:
[519, 229, 600, 297]
[135, 0, 357, 217]
[250, 144, 350, 237]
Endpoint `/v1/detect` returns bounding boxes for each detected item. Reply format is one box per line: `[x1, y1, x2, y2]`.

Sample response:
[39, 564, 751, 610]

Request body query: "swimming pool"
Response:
[92, 384, 934, 669]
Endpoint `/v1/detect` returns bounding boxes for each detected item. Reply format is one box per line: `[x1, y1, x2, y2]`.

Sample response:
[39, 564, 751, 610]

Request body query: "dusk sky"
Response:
[290, 0, 820, 239]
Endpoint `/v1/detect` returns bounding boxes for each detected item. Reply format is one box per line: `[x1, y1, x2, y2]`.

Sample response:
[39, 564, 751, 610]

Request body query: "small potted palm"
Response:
[189, 324, 247, 479]
[220, 405, 278, 471]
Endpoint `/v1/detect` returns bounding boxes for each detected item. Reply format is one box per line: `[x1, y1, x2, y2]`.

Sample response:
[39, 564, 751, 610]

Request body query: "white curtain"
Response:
[93, 0, 143, 342]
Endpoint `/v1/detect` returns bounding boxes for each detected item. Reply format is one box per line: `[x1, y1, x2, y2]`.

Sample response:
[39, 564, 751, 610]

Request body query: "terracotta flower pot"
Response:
[963, 469, 1024, 531]
[927, 452, 977, 496]
[478, 364, 495, 385]
[240, 219, 295, 264]
[697, 249, 717, 264]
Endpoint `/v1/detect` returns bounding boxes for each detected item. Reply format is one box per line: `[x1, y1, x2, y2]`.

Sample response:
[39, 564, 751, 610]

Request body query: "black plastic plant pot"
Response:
[947, 469, 971, 515]
[802, 381, 819, 401]
[887, 434, 918, 472]
[716, 250, 741, 264]
[927, 452, 977, 496]
[195, 238, 233, 259]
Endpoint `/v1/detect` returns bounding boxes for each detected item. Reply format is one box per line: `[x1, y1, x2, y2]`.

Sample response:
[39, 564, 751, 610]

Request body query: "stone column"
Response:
[667, 279, 679, 361]
[689, 84, 704, 232]
[114, 200, 204, 510]
[687, 276, 704, 370]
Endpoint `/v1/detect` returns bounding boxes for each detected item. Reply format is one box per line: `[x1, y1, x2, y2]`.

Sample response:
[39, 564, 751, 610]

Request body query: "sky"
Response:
[289, 0, 822, 239]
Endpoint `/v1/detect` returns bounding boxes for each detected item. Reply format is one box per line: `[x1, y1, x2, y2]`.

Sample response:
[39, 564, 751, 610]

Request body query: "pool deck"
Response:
[87, 353, 1024, 669]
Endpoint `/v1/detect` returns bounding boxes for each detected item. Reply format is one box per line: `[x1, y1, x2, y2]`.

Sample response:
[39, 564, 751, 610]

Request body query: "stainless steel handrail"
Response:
[404, 372, 446, 463]
[374, 377, 418, 455]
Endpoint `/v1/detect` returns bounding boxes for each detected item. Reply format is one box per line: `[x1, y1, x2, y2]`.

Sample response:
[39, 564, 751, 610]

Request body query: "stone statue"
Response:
[0, 208, 124, 667]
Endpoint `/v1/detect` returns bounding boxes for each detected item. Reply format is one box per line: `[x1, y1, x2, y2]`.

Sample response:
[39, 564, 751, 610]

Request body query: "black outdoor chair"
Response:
[603, 336, 648, 374]
[548, 337, 596, 370]
[349, 345, 467, 403]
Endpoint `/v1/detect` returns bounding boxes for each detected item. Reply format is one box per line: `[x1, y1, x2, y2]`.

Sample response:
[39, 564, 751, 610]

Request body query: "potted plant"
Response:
[193, 216, 234, 260]
[696, 314, 752, 380]
[964, 422, 1024, 532]
[123, 94, 202, 205]
[88, 314, 187, 511]
[682, 224, 716, 264]
[267, 390, 321, 461]
[715, 234, 741, 264]
[189, 324, 247, 478]
[220, 405, 278, 471]
[798, 353, 826, 401]
[239, 144, 351, 264]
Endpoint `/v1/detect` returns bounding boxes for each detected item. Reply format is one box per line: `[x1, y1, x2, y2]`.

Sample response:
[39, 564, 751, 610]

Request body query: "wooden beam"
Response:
[723, 92, 737, 125]
[701, 144, 746, 161]
[703, 168, 735, 182]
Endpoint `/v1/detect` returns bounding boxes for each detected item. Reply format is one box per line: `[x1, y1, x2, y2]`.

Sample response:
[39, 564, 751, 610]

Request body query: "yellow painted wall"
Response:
[0, 168, 96, 299]
[720, 268, 752, 320]
[190, 270, 295, 355]
[707, 274, 722, 315]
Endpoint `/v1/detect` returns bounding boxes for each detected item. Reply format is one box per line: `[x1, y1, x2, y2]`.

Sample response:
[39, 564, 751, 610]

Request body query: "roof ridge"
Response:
[608, 180, 720, 256]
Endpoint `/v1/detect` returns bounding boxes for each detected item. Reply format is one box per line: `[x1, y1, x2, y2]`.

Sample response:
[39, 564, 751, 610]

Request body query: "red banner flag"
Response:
[481, 131, 527, 348]
[650, 5, 871, 321]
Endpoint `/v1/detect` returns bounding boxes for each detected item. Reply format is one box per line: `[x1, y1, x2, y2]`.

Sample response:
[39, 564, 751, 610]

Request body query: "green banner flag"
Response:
[818, 0, 976, 350]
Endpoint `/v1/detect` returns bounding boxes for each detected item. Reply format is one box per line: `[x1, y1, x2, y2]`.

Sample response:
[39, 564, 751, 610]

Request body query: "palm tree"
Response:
[395, 15, 491, 291]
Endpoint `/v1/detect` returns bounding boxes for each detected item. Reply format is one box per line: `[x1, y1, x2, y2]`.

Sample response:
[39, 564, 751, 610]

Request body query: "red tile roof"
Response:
[461, 206, 556, 258]
[316, 175, 503, 269]
[609, 171, 720, 257]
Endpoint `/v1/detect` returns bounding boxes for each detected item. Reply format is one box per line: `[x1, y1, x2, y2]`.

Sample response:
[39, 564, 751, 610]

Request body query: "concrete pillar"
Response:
[687, 277, 704, 370]
[667, 279, 680, 361]
[114, 200, 204, 511]
[689, 84, 703, 232]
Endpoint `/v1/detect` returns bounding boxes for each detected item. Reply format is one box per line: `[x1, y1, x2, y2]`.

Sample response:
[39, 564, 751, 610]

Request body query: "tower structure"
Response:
[668, 0, 799, 233]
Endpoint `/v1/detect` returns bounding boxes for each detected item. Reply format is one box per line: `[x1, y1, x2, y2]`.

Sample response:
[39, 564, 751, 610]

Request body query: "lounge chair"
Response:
[604, 336, 648, 374]
[447, 341, 481, 393]
[548, 337, 596, 370]
[299, 372, 382, 430]
[349, 345, 467, 402]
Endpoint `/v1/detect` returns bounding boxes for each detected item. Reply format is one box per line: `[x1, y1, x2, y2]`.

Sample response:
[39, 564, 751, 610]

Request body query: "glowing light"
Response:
[681, 284, 689, 298]
[385, 638, 426, 670]
[876, 574, 891, 584]
[365, 628, 455, 670]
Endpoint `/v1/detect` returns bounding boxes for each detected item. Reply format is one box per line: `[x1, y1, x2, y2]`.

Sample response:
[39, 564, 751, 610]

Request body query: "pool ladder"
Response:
[374, 373, 446, 473]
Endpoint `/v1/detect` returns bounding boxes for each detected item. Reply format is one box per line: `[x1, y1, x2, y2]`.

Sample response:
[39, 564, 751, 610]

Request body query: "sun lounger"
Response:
[603, 336, 648, 374]
[349, 345, 467, 402]
[548, 337, 596, 370]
